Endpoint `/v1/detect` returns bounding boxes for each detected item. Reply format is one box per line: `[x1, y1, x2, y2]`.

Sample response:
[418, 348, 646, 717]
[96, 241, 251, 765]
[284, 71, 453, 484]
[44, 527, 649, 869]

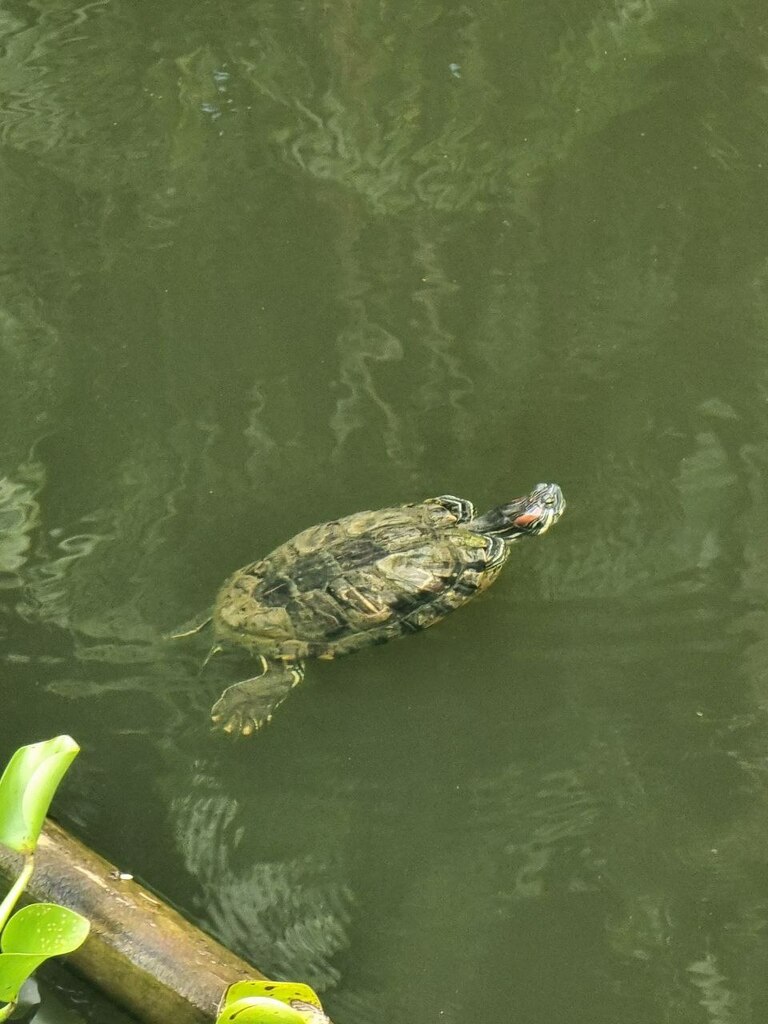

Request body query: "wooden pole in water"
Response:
[0, 819, 263, 1024]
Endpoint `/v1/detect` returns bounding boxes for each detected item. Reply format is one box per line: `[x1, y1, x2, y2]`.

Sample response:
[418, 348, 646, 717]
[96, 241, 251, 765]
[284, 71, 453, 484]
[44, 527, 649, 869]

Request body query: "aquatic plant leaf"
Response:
[223, 981, 324, 1013]
[0, 737, 79, 853]
[216, 996, 308, 1023]
[0, 952, 45, 1004]
[2, 904, 90, 954]
[0, 904, 89, 1002]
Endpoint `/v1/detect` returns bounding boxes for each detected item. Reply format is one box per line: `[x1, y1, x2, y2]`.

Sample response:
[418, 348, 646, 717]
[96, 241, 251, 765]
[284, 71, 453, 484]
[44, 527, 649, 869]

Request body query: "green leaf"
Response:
[0, 952, 46, 1003]
[0, 904, 89, 1002]
[0, 737, 79, 853]
[219, 982, 327, 1023]
[2, 903, 90, 954]
[223, 982, 324, 1012]
[216, 997, 307, 1023]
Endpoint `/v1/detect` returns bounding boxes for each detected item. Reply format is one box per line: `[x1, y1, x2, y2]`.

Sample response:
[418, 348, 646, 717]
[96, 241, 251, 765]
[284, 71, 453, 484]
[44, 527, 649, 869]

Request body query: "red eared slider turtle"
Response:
[179, 483, 565, 735]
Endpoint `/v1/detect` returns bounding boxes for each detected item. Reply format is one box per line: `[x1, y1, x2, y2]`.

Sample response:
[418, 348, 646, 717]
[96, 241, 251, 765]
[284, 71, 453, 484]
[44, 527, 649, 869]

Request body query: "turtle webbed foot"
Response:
[210, 661, 304, 737]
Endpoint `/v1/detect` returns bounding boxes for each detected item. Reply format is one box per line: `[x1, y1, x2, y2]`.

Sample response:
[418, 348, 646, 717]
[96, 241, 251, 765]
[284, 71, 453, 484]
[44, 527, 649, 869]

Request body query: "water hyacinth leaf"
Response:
[0, 903, 89, 1003]
[222, 981, 325, 1013]
[2, 904, 90, 955]
[0, 737, 79, 853]
[0, 952, 46, 1003]
[216, 996, 308, 1023]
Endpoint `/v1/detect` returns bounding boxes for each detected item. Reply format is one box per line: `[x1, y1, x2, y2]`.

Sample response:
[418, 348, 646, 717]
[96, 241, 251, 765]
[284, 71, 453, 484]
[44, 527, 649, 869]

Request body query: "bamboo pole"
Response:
[0, 819, 262, 1024]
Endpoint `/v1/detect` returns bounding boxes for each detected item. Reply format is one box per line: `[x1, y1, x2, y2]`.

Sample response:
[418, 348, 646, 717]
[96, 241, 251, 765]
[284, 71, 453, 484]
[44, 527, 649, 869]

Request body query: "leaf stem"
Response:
[0, 852, 34, 932]
[0, 1001, 15, 1022]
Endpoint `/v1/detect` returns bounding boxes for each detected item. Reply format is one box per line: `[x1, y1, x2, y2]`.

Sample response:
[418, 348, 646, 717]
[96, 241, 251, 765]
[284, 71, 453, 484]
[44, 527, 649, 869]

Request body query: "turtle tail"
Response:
[167, 613, 212, 640]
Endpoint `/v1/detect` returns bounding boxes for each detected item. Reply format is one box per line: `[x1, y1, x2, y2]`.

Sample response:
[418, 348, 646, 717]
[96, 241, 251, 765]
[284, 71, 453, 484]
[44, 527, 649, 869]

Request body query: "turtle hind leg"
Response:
[211, 657, 305, 737]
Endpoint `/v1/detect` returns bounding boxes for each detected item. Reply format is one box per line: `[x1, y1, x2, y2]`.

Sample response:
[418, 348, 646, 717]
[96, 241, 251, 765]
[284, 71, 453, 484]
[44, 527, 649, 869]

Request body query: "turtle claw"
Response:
[210, 661, 304, 738]
[211, 691, 265, 736]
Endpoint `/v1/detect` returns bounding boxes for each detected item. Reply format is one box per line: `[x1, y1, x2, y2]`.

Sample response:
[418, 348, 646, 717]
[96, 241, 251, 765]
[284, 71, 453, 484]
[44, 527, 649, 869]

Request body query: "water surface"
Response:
[2, 0, 768, 1021]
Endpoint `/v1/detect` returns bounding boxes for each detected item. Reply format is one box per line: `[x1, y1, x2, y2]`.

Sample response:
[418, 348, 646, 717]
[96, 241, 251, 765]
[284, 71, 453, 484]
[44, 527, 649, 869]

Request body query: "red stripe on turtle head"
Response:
[513, 512, 541, 528]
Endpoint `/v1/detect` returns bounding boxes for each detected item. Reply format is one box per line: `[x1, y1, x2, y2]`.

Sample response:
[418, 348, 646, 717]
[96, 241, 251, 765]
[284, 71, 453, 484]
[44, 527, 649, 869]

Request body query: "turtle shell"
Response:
[213, 498, 508, 662]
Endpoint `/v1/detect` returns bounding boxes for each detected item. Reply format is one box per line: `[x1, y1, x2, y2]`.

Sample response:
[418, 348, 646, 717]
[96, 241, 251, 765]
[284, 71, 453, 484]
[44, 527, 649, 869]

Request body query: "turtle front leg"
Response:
[211, 656, 305, 736]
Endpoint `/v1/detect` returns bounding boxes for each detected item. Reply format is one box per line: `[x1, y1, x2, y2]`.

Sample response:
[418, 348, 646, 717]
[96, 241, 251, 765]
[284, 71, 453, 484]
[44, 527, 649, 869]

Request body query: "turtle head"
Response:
[472, 482, 565, 541]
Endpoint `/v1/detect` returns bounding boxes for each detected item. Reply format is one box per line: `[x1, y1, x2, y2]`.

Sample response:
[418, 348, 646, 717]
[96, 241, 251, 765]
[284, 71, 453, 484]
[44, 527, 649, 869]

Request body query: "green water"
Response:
[2, 0, 768, 1020]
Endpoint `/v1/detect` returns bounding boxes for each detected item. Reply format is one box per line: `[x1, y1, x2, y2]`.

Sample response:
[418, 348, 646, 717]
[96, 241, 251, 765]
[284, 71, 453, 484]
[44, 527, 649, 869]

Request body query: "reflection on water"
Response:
[1, 0, 768, 1020]
[0, 464, 42, 580]
[172, 773, 353, 990]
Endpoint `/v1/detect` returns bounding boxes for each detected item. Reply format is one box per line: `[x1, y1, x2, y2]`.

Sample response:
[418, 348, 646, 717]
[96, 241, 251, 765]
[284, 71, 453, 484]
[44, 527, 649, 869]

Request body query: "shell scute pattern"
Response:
[214, 502, 497, 659]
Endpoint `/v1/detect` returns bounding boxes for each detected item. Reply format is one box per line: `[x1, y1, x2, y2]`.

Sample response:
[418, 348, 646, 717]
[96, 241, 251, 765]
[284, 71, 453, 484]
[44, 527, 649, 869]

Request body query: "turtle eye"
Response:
[543, 494, 556, 507]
